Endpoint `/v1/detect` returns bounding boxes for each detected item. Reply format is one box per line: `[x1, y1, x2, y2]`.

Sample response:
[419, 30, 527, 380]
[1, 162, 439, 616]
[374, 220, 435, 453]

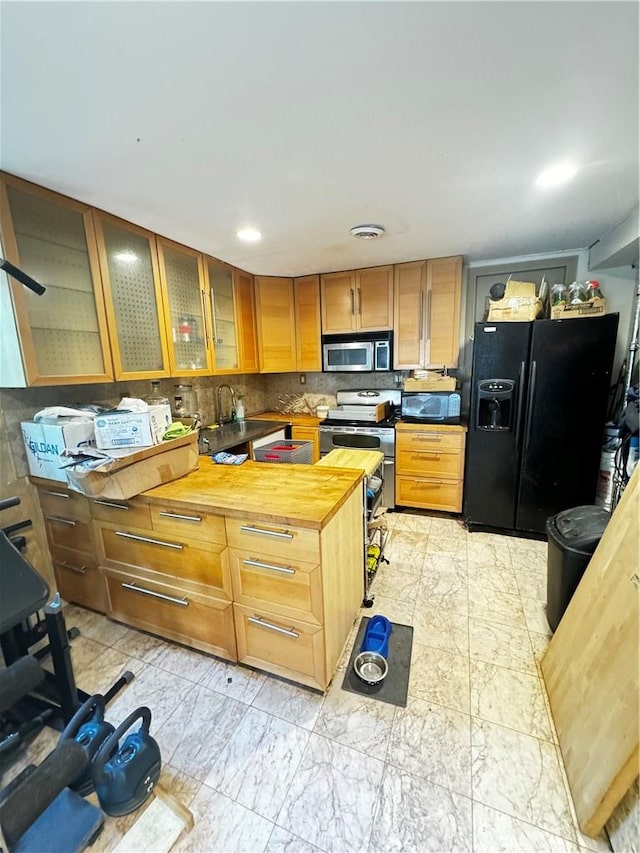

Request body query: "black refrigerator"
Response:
[463, 314, 619, 536]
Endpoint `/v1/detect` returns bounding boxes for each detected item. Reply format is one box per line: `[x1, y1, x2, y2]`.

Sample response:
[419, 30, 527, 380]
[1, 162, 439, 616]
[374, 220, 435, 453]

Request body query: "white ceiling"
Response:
[1, 1, 638, 277]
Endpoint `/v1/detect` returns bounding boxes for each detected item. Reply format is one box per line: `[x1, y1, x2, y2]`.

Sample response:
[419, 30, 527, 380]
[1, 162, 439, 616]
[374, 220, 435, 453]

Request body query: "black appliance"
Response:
[463, 314, 619, 536]
[401, 391, 461, 424]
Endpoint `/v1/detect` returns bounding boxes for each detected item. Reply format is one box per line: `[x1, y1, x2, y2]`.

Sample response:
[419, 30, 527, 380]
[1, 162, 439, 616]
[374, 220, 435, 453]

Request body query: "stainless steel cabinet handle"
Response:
[46, 515, 76, 526]
[210, 288, 220, 345]
[239, 525, 293, 540]
[158, 511, 202, 523]
[115, 531, 183, 550]
[413, 434, 442, 441]
[426, 290, 432, 341]
[243, 558, 295, 575]
[350, 288, 355, 316]
[201, 288, 210, 348]
[248, 615, 299, 638]
[356, 286, 361, 317]
[412, 479, 444, 486]
[415, 451, 441, 456]
[121, 582, 189, 607]
[59, 561, 86, 574]
[42, 490, 69, 499]
[419, 290, 425, 342]
[93, 499, 129, 510]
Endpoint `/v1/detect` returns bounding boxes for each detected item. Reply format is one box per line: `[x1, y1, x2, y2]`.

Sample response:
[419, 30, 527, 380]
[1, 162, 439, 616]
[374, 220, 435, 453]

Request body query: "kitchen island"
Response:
[33, 459, 365, 691]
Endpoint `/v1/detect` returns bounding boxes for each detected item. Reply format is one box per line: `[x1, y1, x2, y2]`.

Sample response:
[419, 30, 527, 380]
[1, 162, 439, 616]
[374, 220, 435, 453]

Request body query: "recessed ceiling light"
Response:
[536, 163, 578, 188]
[350, 224, 385, 239]
[113, 251, 138, 263]
[237, 228, 262, 243]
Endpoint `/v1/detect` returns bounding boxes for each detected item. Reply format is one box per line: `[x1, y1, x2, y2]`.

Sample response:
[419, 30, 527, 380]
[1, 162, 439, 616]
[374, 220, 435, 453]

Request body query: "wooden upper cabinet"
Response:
[254, 276, 297, 372]
[320, 266, 393, 334]
[204, 258, 239, 373]
[294, 275, 321, 372]
[394, 256, 462, 370]
[234, 269, 259, 373]
[94, 214, 171, 380]
[156, 239, 212, 376]
[0, 173, 114, 386]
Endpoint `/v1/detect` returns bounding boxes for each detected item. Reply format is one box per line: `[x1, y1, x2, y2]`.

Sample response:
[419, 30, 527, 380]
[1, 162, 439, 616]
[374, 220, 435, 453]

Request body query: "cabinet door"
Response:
[254, 276, 297, 372]
[394, 261, 426, 368]
[320, 271, 356, 333]
[204, 258, 239, 373]
[355, 266, 393, 331]
[158, 239, 212, 376]
[291, 425, 320, 463]
[426, 256, 462, 368]
[234, 269, 259, 373]
[95, 214, 171, 379]
[0, 174, 113, 385]
[294, 275, 321, 371]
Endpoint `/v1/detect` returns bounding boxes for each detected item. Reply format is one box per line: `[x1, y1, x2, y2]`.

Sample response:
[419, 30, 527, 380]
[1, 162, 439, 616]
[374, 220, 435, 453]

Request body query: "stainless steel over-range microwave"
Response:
[322, 332, 393, 373]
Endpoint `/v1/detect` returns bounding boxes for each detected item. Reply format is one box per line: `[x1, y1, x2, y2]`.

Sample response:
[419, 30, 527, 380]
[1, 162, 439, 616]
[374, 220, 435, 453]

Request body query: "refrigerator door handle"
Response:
[515, 361, 527, 451]
[522, 360, 537, 454]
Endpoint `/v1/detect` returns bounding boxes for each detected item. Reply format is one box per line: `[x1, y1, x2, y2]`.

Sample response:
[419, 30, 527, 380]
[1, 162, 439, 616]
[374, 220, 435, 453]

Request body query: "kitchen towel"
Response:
[340, 617, 413, 708]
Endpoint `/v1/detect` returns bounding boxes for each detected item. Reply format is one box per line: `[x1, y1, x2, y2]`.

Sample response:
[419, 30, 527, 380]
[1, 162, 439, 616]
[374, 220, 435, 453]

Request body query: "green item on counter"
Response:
[162, 422, 193, 440]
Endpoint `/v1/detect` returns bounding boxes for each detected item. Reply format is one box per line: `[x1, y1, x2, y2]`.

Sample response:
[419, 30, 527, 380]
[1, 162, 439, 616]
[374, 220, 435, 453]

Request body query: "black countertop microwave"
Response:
[322, 331, 393, 372]
[401, 390, 461, 424]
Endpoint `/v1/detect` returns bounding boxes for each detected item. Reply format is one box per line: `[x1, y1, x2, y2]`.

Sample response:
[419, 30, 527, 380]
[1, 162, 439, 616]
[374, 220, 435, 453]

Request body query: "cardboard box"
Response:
[404, 375, 457, 391]
[550, 296, 606, 320]
[65, 433, 199, 500]
[94, 404, 172, 450]
[22, 418, 95, 483]
[487, 281, 543, 322]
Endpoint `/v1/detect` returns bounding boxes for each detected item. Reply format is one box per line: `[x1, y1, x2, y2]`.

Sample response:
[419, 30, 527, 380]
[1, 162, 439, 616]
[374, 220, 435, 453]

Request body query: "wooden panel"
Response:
[104, 567, 237, 661]
[541, 465, 640, 837]
[396, 476, 463, 512]
[426, 256, 462, 368]
[225, 517, 320, 563]
[149, 505, 226, 545]
[235, 269, 259, 373]
[320, 271, 356, 333]
[396, 428, 466, 453]
[396, 447, 464, 479]
[355, 266, 394, 331]
[43, 512, 95, 555]
[234, 603, 325, 691]
[97, 523, 232, 600]
[394, 261, 426, 368]
[290, 425, 320, 463]
[229, 549, 323, 625]
[254, 276, 297, 372]
[89, 497, 152, 529]
[52, 549, 107, 612]
[294, 275, 321, 371]
[36, 485, 90, 521]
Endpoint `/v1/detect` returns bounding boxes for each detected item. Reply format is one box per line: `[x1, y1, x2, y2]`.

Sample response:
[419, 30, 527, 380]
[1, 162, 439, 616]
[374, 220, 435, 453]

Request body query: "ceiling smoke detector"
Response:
[349, 224, 385, 240]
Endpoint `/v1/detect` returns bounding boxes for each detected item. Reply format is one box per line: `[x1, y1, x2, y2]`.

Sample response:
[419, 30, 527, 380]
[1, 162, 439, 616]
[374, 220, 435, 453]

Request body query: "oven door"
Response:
[323, 341, 373, 372]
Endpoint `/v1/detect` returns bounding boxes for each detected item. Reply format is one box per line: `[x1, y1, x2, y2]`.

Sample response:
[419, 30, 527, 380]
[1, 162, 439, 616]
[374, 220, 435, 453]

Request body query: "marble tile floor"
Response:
[6, 509, 614, 853]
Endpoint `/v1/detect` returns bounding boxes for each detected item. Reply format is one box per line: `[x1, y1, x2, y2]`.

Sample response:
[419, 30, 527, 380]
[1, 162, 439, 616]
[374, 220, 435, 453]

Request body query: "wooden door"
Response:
[96, 214, 171, 380]
[234, 269, 259, 372]
[0, 173, 113, 385]
[294, 275, 321, 371]
[320, 271, 356, 333]
[254, 276, 297, 372]
[355, 266, 393, 331]
[426, 256, 462, 368]
[204, 258, 239, 373]
[394, 261, 426, 368]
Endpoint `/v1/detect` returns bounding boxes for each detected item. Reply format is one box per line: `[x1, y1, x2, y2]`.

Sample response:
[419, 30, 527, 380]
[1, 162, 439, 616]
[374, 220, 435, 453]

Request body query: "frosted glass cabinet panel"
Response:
[0, 174, 113, 385]
[94, 213, 169, 379]
[157, 239, 212, 376]
[205, 258, 239, 373]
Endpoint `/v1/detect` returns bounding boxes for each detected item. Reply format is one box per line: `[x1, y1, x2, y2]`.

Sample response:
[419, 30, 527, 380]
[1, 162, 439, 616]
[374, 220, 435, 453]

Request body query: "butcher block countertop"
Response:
[251, 411, 322, 426]
[138, 460, 363, 529]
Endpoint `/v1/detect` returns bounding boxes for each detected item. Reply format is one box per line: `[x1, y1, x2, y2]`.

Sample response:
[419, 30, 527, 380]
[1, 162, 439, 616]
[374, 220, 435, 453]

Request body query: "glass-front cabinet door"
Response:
[0, 174, 113, 385]
[157, 239, 212, 376]
[94, 213, 169, 380]
[204, 257, 239, 373]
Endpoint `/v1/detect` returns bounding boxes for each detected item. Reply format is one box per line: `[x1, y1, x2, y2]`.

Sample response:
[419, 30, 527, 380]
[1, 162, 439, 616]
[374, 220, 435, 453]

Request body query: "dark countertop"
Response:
[198, 419, 286, 455]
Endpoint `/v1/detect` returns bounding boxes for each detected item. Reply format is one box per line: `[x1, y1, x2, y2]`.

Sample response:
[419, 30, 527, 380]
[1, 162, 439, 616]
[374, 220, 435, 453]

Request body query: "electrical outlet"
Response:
[300, 374, 306, 384]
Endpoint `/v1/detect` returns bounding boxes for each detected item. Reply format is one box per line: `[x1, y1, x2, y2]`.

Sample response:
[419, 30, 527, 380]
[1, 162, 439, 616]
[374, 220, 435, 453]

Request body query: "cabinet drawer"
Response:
[225, 518, 320, 564]
[150, 506, 226, 545]
[396, 430, 465, 453]
[396, 447, 464, 479]
[97, 524, 232, 600]
[234, 603, 325, 691]
[229, 549, 323, 625]
[89, 498, 151, 529]
[104, 568, 236, 661]
[36, 486, 90, 521]
[396, 476, 463, 513]
[53, 549, 107, 613]
[43, 513, 95, 555]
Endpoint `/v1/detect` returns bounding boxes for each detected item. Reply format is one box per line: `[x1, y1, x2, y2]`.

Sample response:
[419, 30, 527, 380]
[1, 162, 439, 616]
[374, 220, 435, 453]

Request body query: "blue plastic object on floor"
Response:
[360, 615, 393, 658]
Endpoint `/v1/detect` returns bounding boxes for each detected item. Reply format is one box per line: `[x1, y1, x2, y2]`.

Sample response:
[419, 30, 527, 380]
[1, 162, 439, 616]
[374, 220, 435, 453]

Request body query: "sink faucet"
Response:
[216, 384, 237, 425]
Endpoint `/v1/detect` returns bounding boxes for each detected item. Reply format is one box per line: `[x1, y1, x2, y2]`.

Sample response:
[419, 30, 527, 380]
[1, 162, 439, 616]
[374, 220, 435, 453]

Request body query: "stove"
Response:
[319, 389, 401, 508]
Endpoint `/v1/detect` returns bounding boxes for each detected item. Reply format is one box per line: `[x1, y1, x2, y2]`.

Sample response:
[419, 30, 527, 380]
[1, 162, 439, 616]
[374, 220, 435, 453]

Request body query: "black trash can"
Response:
[545, 505, 609, 633]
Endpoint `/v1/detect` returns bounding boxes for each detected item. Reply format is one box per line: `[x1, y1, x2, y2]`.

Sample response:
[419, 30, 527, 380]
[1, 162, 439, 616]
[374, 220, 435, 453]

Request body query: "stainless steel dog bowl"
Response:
[353, 651, 388, 685]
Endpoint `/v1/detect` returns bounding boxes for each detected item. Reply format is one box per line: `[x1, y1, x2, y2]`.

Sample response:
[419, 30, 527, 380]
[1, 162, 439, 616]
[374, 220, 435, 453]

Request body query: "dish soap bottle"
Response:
[145, 381, 169, 406]
[236, 395, 245, 421]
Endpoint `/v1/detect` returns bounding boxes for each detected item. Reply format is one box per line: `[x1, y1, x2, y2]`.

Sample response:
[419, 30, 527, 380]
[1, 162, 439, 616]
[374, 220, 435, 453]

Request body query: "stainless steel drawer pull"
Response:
[46, 515, 76, 526]
[240, 525, 293, 540]
[60, 561, 86, 574]
[93, 499, 129, 510]
[158, 511, 202, 523]
[121, 582, 189, 607]
[42, 490, 70, 499]
[244, 558, 295, 575]
[115, 531, 183, 550]
[414, 435, 442, 441]
[248, 615, 299, 638]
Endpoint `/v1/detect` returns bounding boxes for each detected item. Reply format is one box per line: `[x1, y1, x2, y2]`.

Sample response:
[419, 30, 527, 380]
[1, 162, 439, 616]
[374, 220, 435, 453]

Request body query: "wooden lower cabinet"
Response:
[395, 423, 466, 512]
[52, 549, 108, 613]
[291, 425, 320, 463]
